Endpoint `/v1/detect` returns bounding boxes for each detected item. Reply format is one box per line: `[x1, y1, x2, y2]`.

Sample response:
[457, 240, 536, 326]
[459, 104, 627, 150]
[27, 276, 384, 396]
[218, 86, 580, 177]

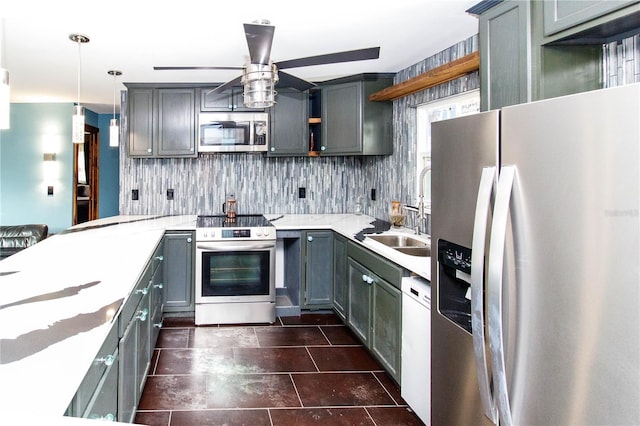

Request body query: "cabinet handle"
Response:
[187, 237, 192, 243]
[147, 148, 152, 153]
[154, 321, 164, 329]
[361, 274, 374, 284]
[155, 255, 164, 261]
[321, 146, 326, 151]
[270, 147, 275, 152]
[154, 283, 163, 289]
[136, 308, 148, 322]
[89, 413, 116, 422]
[135, 287, 148, 295]
[95, 354, 116, 367]
[307, 236, 313, 242]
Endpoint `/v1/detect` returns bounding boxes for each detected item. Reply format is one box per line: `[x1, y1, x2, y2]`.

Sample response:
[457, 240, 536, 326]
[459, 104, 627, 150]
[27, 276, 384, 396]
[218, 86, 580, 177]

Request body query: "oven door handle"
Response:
[196, 243, 275, 251]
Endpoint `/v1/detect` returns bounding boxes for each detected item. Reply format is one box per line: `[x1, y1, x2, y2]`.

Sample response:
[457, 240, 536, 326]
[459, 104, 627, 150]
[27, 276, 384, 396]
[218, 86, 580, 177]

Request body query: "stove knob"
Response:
[262, 227, 270, 237]
[256, 228, 263, 237]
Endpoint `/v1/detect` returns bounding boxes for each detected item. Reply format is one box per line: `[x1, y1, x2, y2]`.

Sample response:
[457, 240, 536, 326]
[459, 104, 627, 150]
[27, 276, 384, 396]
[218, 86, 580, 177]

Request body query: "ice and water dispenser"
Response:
[437, 240, 473, 333]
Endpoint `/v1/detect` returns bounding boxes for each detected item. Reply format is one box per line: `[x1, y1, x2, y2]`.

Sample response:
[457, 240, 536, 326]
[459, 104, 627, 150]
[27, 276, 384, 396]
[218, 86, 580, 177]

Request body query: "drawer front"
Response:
[83, 348, 119, 421]
[72, 324, 118, 416]
[347, 241, 403, 288]
[119, 264, 153, 337]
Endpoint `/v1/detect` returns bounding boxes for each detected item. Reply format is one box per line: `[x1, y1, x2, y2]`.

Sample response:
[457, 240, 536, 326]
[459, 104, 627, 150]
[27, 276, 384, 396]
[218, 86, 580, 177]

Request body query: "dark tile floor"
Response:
[135, 312, 424, 426]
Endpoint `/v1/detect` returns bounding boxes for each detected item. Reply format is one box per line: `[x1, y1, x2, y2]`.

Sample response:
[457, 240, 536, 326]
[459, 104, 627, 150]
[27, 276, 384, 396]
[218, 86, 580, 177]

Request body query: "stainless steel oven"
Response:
[195, 215, 276, 325]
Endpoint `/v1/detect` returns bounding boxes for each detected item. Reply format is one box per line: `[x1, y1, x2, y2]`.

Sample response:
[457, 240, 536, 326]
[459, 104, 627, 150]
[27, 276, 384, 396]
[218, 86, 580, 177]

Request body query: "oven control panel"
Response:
[196, 227, 273, 241]
[222, 229, 251, 238]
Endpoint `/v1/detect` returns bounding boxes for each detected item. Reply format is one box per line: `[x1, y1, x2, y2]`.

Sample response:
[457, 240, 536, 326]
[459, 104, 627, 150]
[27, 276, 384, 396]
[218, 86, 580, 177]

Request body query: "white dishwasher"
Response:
[401, 275, 431, 425]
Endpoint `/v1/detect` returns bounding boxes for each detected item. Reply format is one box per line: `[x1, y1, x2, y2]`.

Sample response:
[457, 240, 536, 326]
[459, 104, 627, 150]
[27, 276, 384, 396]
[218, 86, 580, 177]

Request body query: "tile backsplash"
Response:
[603, 33, 640, 88]
[119, 36, 480, 220]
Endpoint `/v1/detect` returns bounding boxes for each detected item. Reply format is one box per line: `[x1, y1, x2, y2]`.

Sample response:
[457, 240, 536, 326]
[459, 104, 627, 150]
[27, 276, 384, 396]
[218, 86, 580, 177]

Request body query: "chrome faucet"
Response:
[403, 163, 431, 235]
[417, 163, 431, 235]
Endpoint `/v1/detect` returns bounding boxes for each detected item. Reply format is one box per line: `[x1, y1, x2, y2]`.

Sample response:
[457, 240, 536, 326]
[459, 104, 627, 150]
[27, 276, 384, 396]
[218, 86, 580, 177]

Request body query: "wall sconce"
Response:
[42, 133, 60, 195]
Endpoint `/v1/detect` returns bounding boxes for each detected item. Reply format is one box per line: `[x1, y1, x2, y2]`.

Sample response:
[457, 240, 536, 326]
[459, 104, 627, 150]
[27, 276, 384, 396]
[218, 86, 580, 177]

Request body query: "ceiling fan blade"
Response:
[205, 75, 243, 96]
[276, 47, 380, 69]
[154, 66, 243, 71]
[244, 22, 275, 65]
[277, 71, 317, 92]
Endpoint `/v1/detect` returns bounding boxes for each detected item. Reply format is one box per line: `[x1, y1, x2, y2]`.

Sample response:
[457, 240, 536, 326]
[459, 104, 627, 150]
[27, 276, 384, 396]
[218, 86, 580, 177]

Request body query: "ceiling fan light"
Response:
[242, 63, 278, 108]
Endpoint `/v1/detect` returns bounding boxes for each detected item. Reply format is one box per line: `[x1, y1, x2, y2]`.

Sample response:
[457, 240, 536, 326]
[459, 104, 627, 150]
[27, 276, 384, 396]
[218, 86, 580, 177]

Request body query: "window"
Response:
[415, 90, 480, 205]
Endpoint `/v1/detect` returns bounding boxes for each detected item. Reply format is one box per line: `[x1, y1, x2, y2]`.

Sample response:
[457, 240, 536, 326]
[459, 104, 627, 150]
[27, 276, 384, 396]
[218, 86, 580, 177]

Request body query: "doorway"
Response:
[73, 124, 99, 225]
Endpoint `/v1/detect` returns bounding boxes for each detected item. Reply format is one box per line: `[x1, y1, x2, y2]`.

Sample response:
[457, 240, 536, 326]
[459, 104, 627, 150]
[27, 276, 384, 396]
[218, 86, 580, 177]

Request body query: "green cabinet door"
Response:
[268, 89, 309, 156]
[128, 88, 154, 156]
[333, 233, 348, 320]
[302, 231, 334, 308]
[543, 0, 639, 35]
[156, 88, 197, 157]
[479, 0, 533, 111]
[322, 82, 363, 154]
[371, 278, 402, 381]
[162, 232, 194, 312]
[347, 258, 372, 345]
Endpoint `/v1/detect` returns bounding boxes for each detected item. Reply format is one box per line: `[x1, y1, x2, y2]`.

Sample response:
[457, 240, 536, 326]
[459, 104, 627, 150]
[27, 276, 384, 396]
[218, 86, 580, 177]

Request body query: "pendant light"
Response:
[107, 70, 122, 147]
[70, 33, 89, 144]
[0, 19, 9, 130]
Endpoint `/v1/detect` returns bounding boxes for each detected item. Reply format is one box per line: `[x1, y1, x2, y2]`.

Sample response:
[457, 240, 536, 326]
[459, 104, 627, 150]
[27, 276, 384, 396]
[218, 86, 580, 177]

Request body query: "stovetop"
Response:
[196, 214, 271, 229]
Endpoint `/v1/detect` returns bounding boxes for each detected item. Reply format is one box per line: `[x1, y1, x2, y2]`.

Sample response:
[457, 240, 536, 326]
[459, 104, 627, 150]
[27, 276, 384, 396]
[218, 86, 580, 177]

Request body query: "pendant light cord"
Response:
[76, 39, 82, 108]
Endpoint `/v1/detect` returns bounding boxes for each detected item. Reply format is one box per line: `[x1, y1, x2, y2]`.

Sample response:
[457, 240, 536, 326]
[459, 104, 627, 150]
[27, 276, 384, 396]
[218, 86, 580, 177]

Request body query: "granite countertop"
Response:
[0, 213, 428, 424]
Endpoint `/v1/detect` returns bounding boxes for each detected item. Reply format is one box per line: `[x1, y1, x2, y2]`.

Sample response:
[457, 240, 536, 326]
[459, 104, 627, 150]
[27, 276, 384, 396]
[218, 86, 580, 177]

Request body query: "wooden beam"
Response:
[369, 51, 480, 101]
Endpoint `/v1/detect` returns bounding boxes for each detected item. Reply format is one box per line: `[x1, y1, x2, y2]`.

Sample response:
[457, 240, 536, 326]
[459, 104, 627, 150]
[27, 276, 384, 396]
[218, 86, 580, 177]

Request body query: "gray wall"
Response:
[118, 36, 480, 220]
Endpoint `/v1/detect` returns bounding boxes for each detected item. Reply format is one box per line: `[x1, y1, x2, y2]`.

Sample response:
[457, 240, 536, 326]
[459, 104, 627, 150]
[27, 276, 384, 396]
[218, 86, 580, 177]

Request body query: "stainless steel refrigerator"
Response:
[430, 83, 639, 425]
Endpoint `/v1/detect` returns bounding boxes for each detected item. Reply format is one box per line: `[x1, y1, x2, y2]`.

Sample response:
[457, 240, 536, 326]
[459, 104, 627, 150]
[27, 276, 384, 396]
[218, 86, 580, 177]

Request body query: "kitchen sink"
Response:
[368, 234, 431, 257]
[394, 247, 431, 257]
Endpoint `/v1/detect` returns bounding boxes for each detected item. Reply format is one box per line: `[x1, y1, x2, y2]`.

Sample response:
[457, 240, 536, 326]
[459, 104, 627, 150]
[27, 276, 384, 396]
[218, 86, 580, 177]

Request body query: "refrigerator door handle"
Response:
[488, 165, 516, 426]
[471, 166, 498, 424]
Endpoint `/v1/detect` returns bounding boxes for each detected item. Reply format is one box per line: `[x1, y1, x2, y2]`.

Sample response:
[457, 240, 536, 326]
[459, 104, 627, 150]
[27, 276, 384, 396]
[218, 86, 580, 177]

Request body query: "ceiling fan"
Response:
[154, 19, 380, 107]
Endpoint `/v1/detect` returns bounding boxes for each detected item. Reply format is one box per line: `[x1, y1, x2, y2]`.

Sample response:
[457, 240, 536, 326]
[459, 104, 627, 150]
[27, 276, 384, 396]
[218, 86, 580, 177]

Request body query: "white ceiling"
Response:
[1, 0, 479, 114]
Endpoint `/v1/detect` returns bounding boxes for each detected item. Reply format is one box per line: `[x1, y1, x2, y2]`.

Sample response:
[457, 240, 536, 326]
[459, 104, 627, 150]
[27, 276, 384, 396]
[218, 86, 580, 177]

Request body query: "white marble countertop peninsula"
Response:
[0, 213, 427, 425]
[265, 214, 431, 281]
[0, 215, 196, 424]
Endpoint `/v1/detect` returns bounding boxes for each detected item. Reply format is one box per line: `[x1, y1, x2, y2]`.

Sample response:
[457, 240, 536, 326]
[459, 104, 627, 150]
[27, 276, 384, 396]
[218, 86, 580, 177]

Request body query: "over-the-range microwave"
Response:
[198, 112, 269, 153]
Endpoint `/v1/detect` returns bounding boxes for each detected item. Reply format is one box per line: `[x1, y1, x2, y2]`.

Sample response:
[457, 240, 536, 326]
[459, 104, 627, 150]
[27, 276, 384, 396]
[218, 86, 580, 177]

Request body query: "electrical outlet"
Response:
[132, 189, 139, 200]
[371, 188, 376, 201]
[298, 187, 306, 198]
[167, 189, 174, 200]
[47, 186, 54, 196]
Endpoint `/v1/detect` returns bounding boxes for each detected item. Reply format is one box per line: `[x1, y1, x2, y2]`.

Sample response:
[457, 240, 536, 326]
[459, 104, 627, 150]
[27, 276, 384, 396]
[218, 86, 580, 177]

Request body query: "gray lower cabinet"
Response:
[332, 233, 348, 320]
[302, 231, 334, 308]
[126, 86, 197, 158]
[268, 89, 309, 156]
[321, 78, 393, 155]
[68, 240, 164, 423]
[162, 231, 194, 312]
[346, 241, 403, 382]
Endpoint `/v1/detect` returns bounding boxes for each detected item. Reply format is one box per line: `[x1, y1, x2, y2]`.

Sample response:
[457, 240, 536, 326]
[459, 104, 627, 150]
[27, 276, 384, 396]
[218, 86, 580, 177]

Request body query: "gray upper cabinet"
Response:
[200, 87, 263, 112]
[320, 77, 393, 156]
[126, 85, 197, 158]
[543, 0, 639, 36]
[268, 89, 309, 156]
[479, 0, 533, 111]
[156, 89, 197, 156]
[128, 88, 154, 156]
